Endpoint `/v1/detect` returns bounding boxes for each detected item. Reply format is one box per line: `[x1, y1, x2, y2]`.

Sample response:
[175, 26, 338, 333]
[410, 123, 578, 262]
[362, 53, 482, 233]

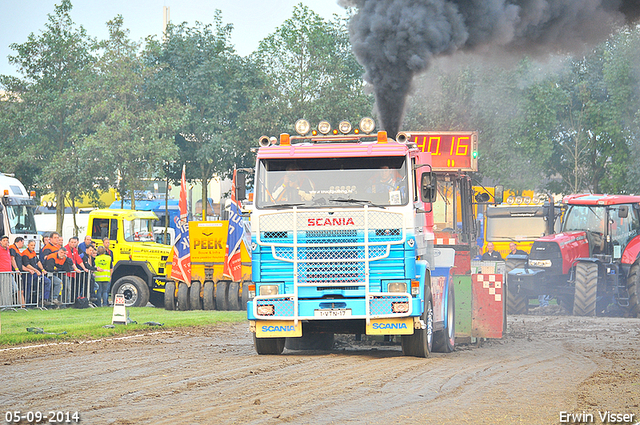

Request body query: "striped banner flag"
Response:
[170, 165, 191, 284]
[223, 169, 243, 281]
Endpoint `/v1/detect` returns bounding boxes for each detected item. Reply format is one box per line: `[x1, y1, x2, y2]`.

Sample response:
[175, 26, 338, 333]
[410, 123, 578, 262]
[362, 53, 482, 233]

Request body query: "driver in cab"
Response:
[272, 165, 314, 202]
[368, 166, 406, 204]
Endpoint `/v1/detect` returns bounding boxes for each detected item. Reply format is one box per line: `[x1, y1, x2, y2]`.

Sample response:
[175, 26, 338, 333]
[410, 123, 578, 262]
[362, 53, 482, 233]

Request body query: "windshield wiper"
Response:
[261, 203, 305, 209]
[329, 198, 386, 209]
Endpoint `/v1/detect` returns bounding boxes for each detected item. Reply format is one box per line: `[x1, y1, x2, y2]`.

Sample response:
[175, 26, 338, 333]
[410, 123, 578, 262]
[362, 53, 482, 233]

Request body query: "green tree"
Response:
[146, 13, 266, 208]
[255, 3, 373, 131]
[1, 0, 97, 233]
[82, 16, 185, 209]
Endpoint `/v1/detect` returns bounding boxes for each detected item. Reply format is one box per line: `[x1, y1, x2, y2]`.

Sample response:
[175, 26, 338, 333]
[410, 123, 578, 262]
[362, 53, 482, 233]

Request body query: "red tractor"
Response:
[507, 194, 640, 317]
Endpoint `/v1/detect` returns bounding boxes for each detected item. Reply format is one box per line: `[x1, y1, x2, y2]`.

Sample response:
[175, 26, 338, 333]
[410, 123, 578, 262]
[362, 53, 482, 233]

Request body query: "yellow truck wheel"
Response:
[216, 281, 228, 310]
[164, 281, 176, 310]
[228, 281, 240, 311]
[203, 281, 215, 310]
[190, 281, 202, 310]
[241, 282, 250, 310]
[177, 282, 190, 311]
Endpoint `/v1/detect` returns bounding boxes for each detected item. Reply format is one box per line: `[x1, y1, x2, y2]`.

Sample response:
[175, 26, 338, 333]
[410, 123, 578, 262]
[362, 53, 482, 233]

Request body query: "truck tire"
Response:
[177, 282, 190, 311]
[164, 281, 176, 310]
[203, 281, 215, 310]
[402, 276, 433, 358]
[433, 282, 455, 353]
[190, 281, 202, 310]
[573, 262, 598, 316]
[626, 263, 640, 318]
[253, 334, 285, 355]
[241, 282, 250, 310]
[216, 281, 228, 311]
[149, 290, 164, 308]
[111, 276, 150, 307]
[227, 281, 240, 311]
[506, 258, 528, 314]
[285, 332, 334, 350]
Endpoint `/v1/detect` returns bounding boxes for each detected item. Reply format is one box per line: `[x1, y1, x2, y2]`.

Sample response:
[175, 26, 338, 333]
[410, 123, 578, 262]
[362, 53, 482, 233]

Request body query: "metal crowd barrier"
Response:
[0, 270, 94, 310]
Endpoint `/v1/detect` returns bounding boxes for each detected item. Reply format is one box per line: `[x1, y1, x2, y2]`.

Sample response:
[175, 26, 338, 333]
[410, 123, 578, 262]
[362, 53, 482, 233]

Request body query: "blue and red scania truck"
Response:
[243, 118, 459, 357]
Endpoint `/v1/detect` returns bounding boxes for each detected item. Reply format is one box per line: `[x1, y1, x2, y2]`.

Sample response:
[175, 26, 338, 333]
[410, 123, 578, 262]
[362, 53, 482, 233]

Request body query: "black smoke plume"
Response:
[341, 0, 640, 137]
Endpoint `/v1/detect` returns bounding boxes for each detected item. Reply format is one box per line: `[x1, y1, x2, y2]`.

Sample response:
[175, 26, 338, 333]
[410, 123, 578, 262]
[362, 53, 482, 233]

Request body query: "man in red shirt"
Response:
[65, 236, 88, 298]
[0, 235, 18, 306]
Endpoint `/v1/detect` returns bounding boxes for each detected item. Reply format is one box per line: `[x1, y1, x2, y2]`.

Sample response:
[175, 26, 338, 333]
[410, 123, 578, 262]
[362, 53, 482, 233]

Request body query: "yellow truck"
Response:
[482, 194, 560, 258]
[164, 220, 252, 311]
[88, 209, 172, 307]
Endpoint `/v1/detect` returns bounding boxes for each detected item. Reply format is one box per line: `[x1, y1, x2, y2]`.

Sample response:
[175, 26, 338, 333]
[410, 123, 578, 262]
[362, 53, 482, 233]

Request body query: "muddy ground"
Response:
[1, 312, 639, 425]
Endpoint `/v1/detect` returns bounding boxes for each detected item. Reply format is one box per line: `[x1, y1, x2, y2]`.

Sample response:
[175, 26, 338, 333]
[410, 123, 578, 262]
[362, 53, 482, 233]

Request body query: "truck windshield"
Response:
[123, 218, 155, 242]
[255, 156, 408, 208]
[486, 216, 548, 240]
[563, 205, 606, 233]
[6, 204, 38, 234]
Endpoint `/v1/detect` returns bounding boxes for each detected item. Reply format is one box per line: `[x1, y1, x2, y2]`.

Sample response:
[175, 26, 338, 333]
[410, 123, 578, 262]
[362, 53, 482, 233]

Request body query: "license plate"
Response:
[314, 309, 352, 318]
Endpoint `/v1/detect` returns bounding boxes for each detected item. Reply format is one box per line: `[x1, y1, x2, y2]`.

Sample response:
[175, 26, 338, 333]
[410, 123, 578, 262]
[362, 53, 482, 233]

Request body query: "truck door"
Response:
[413, 152, 433, 257]
[91, 218, 119, 254]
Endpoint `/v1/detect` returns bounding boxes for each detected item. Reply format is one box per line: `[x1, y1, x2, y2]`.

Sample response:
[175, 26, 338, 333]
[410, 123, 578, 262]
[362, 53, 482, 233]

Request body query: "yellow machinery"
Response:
[164, 220, 252, 311]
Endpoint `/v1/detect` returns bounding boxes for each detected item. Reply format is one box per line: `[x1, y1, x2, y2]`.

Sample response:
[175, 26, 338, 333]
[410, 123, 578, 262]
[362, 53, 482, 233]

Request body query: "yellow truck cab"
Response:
[88, 209, 171, 307]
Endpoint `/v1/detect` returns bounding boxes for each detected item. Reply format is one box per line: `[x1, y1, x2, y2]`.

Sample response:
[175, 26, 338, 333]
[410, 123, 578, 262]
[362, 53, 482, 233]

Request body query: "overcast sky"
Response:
[1, 0, 348, 77]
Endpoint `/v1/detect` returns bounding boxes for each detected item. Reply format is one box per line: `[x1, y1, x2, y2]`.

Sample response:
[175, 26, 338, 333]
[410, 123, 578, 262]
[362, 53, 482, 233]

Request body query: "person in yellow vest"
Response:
[94, 246, 112, 307]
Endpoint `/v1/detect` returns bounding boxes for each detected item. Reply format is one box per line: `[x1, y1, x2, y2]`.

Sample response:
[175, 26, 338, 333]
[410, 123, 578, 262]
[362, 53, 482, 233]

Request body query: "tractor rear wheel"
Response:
[164, 281, 176, 310]
[573, 262, 598, 316]
[626, 263, 640, 318]
[189, 281, 202, 310]
[177, 282, 190, 311]
[203, 281, 215, 310]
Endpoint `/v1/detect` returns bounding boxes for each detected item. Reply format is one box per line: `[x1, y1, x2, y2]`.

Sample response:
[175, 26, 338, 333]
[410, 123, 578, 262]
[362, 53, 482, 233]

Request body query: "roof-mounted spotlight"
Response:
[318, 120, 331, 135]
[295, 119, 310, 136]
[338, 120, 352, 134]
[359, 117, 375, 134]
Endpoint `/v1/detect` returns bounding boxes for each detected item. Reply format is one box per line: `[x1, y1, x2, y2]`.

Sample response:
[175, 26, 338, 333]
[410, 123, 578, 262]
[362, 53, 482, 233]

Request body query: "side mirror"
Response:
[420, 171, 437, 203]
[475, 192, 490, 203]
[494, 185, 504, 204]
[618, 205, 629, 219]
[235, 172, 246, 201]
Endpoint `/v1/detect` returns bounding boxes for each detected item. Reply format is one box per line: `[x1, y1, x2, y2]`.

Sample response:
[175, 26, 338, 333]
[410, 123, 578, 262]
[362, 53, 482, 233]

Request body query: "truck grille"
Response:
[258, 209, 404, 285]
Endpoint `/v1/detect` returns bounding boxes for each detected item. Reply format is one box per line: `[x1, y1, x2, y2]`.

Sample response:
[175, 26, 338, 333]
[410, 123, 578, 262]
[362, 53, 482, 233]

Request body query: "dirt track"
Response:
[1, 313, 639, 425]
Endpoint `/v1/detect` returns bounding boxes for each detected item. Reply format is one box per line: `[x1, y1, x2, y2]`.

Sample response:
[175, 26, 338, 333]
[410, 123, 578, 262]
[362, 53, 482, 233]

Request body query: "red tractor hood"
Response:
[534, 230, 590, 274]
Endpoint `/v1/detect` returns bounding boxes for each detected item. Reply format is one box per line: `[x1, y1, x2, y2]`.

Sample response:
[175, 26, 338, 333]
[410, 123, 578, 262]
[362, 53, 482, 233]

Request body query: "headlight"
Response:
[529, 259, 552, 268]
[388, 282, 407, 293]
[338, 120, 352, 134]
[318, 120, 331, 135]
[295, 119, 310, 136]
[259, 285, 279, 296]
[359, 117, 375, 134]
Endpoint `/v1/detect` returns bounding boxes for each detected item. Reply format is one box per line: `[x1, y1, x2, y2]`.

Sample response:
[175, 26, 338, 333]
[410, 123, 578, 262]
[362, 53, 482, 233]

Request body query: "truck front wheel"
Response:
[402, 280, 433, 358]
[626, 263, 640, 318]
[573, 262, 598, 316]
[253, 334, 285, 355]
[112, 276, 150, 307]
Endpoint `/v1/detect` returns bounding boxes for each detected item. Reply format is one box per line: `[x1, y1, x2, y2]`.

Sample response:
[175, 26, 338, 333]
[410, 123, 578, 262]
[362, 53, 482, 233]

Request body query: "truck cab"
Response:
[247, 119, 455, 357]
[88, 209, 172, 307]
[0, 173, 40, 249]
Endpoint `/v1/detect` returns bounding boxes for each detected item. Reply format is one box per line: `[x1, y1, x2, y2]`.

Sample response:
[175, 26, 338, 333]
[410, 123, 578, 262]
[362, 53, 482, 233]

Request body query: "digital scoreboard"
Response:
[408, 131, 478, 172]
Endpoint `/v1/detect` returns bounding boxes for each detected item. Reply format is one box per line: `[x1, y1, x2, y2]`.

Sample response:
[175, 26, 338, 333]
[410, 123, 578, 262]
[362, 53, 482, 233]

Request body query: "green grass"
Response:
[0, 307, 246, 347]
